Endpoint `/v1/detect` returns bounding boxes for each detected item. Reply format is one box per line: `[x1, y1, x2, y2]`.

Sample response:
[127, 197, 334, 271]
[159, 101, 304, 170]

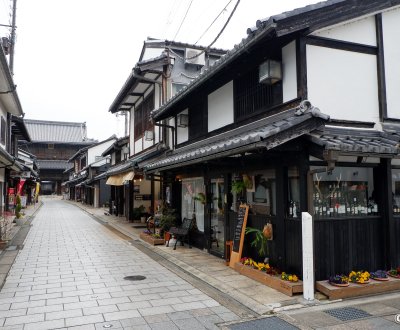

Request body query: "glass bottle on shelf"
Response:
[293, 201, 298, 218]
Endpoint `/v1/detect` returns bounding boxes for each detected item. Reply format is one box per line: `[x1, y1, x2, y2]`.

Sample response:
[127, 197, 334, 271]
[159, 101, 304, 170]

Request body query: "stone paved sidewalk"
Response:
[0, 198, 243, 329]
[73, 201, 298, 316]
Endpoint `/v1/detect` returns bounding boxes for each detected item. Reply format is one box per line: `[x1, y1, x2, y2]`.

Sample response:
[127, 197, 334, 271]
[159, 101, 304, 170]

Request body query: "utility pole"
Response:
[9, 0, 17, 74]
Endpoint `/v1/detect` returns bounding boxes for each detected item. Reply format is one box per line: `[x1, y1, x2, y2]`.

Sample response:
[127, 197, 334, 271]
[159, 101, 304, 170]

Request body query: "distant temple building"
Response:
[20, 120, 96, 195]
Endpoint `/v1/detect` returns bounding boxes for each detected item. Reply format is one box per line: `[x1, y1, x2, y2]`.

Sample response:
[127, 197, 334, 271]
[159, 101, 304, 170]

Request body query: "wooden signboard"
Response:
[229, 204, 249, 268]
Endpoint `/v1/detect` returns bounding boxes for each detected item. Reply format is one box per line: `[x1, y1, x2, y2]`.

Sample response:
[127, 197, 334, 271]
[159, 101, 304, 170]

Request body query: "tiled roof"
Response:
[146, 103, 329, 172]
[307, 127, 400, 155]
[151, 0, 398, 121]
[106, 160, 134, 176]
[37, 160, 71, 170]
[24, 119, 95, 143]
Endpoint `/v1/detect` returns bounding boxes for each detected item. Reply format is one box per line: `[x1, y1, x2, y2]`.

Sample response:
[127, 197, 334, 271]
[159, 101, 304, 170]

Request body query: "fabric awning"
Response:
[106, 171, 134, 186]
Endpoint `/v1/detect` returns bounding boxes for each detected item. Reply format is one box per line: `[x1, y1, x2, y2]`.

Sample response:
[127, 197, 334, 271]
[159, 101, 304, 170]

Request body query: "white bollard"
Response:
[302, 212, 314, 301]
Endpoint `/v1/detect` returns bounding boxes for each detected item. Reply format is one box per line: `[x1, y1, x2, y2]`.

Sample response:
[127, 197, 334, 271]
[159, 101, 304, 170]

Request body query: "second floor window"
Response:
[234, 66, 282, 121]
[134, 91, 154, 140]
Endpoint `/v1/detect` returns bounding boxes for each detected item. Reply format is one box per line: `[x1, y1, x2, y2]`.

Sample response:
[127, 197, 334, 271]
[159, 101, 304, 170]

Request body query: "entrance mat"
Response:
[324, 307, 371, 321]
[228, 317, 299, 329]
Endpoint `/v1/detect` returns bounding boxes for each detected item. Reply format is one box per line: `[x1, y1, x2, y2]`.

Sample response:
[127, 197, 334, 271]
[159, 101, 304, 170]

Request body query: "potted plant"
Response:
[245, 226, 270, 263]
[159, 207, 177, 233]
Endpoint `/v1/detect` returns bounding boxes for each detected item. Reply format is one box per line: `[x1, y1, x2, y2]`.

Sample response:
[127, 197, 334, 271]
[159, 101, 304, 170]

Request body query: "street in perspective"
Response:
[2, 0, 400, 329]
[0, 197, 399, 329]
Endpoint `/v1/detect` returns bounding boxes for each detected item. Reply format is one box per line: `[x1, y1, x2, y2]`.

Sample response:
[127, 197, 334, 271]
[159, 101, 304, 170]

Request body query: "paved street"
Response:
[0, 199, 240, 329]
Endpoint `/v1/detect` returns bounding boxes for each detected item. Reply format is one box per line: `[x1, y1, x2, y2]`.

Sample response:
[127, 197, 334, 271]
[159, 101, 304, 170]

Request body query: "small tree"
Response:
[15, 195, 22, 219]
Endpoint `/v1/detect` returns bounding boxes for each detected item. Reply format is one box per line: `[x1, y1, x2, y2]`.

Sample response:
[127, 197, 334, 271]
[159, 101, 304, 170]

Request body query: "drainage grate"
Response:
[228, 317, 298, 330]
[324, 307, 371, 321]
[123, 275, 146, 281]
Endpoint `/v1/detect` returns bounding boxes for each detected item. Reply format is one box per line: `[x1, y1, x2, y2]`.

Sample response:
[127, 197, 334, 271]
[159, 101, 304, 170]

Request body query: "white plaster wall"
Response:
[307, 45, 379, 123]
[312, 15, 376, 46]
[382, 7, 400, 119]
[143, 137, 153, 150]
[141, 47, 163, 61]
[168, 118, 175, 148]
[282, 41, 297, 102]
[208, 81, 234, 132]
[87, 139, 116, 164]
[0, 105, 7, 149]
[130, 109, 135, 155]
[177, 109, 189, 144]
[135, 138, 143, 153]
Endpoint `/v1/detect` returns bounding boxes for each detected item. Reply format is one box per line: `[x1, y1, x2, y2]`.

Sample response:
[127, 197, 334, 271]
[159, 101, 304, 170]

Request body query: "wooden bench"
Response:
[166, 218, 194, 250]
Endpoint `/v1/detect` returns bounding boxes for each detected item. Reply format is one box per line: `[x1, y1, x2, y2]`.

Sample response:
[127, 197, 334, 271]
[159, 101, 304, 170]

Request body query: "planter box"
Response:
[316, 277, 400, 300]
[234, 262, 303, 296]
[139, 232, 165, 246]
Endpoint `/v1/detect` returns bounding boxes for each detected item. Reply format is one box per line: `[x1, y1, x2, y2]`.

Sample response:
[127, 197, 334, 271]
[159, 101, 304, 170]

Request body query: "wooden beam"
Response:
[305, 35, 378, 55]
[129, 92, 144, 97]
[375, 13, 388, 120]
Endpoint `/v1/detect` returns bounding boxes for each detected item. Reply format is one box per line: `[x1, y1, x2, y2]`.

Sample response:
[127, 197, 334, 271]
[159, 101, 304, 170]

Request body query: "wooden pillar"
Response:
[379, 158, 396, 268]
[275, 164, 287, 270]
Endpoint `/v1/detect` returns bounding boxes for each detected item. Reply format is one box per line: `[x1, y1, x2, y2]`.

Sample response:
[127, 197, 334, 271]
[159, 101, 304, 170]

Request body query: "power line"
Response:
[195, 0, 234, 45]
[173, 0, 194, 40]
[184, 0, 240, 61]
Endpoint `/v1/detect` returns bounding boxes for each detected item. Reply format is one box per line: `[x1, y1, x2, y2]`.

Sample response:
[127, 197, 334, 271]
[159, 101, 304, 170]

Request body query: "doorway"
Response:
[210, 177, 225, 255]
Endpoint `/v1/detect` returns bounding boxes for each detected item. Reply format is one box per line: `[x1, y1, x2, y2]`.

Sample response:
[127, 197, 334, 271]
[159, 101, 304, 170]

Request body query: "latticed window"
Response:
[134, 91, 154, 140]
[234, 67, 281, 120]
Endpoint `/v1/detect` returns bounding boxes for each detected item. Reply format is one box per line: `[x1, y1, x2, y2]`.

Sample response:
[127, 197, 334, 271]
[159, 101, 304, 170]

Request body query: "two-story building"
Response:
[146, 0, 400, 280]
[107, 38, 226, 221]
[0, 44, 26, 241]
[21, 119, 96, 195]
[64, 136, 116, 207]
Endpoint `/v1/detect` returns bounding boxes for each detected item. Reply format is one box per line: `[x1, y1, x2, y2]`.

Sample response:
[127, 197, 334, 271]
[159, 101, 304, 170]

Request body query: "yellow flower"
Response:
[289, 275, 293, 281]
[293, 275, 298, 282]
[359, 278, 364, 283]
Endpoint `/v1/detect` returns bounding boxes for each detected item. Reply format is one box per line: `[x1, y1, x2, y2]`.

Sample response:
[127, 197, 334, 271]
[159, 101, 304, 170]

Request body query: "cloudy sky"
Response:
[0, 0, 320, 141]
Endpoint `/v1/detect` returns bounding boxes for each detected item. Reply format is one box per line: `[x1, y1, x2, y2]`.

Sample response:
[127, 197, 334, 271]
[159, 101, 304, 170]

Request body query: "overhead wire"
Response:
[164, 0, 183, 39]
[194, 0, 234, 45]
[173, 0, 195, 40]
[185, 0, 240, 60]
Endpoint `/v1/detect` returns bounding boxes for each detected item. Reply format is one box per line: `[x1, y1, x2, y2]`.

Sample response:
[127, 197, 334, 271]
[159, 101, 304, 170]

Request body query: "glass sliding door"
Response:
[210, 177, 225, 255]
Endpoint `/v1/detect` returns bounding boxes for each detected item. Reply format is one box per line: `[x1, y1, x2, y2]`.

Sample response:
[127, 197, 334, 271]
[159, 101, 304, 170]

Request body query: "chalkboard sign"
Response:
[233, 205, 248, 252]
[229, 204, 249, 268]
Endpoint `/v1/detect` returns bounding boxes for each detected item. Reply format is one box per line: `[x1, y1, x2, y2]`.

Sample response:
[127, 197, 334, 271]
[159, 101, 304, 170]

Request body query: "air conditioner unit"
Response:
[144, 130, 154, 141]
[185, 48, 205, 66]
[177, 114, 188, 128]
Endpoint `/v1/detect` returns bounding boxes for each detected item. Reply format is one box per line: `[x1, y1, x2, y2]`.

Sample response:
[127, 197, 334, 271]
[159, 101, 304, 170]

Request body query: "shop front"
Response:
[147, 119, 400, 281]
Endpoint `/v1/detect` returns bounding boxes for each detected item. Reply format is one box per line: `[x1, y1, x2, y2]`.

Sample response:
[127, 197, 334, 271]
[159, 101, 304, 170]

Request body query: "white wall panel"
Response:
[87, 139, 116, 164]
[382, 8, 400, 119]
[208, 81, 234, 132]
[177, 109, 189, 144]
[312, 16, 376, 46]
[135, 138, 143, 153]
[307, 45, 379, 123]
[282, 41, 297, 102]
[130, 110, 135, 155]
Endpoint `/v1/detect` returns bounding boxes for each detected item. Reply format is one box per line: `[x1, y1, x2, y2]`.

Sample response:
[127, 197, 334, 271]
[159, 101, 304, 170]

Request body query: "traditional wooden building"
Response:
[107, 38, 226, 220]
[146, 0, 400, 280]
[21, 120, 96, 195]
[64, 136, 116, 206]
